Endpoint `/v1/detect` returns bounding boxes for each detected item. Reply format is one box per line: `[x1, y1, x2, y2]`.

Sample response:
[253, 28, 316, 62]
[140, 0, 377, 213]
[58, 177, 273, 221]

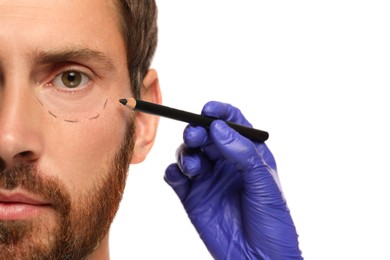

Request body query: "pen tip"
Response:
[119, 99, 128, 105]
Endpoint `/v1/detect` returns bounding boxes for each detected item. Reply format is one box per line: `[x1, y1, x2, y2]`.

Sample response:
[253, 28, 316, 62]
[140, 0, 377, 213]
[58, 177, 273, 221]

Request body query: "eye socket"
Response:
[53, 70, 90, 89]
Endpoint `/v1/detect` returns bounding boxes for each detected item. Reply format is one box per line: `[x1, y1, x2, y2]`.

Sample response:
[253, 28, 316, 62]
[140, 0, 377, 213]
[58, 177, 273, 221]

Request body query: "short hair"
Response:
[115, 0, 158, 99]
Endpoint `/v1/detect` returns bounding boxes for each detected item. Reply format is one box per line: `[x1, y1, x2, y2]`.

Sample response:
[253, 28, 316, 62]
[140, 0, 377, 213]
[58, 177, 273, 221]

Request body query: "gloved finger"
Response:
[183, 125, 223, 161]
[202, 101, 253, 127]
[184, 101, 252, 148]
[257, 143, 277, 171]
[183, 124, 210, 148]
[164, 163, 191, 201]
[184, 101, 256, 161]
[176, 146, 212, 179]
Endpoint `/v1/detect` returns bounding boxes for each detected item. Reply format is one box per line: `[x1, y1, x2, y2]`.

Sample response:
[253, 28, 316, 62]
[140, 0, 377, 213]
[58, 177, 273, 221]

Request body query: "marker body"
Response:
[120, 98, 269, 142]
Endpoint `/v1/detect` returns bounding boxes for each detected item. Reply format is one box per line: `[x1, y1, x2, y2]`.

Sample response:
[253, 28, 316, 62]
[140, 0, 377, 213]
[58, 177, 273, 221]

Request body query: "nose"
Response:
[0, 87, 43, 171]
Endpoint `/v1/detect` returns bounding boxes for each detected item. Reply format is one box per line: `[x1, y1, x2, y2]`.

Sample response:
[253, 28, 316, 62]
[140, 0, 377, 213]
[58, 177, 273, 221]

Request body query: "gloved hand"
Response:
[164, 101, 302, 260]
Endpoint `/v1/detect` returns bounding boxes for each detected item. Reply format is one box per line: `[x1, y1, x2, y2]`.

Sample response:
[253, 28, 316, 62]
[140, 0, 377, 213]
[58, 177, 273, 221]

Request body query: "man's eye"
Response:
[53, 70, 90, 89]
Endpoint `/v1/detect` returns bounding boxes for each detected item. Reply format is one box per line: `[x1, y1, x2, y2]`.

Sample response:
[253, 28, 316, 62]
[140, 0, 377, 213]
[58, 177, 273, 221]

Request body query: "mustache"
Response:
[0, 164, 70, 216]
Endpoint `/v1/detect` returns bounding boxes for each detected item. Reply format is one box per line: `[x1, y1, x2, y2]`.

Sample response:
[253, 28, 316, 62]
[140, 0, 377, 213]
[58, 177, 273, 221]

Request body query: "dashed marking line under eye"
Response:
[37, 98, 44, 106]
[48, 111, 58, 118]
[64, 119, 79, 123]
[38, 97, 108, 123]
[89, 114, 100, 120]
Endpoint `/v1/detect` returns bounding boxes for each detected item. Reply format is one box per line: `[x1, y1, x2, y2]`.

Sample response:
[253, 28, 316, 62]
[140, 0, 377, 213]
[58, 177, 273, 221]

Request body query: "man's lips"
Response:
[0, 191, 51, 220]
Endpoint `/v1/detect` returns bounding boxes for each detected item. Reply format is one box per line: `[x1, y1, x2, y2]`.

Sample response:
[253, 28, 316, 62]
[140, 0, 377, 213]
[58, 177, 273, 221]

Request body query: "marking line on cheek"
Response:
[36, 98, 44, 106]
[89, 114, 100, 120]
[48, 111, 58, 118]
[36, 97, 109, 124]
[64, 119, 79, 123]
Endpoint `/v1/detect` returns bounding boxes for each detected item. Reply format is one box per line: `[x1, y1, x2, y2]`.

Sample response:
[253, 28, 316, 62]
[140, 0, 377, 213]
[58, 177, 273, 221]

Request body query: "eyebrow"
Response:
[30, 48, 115, 71]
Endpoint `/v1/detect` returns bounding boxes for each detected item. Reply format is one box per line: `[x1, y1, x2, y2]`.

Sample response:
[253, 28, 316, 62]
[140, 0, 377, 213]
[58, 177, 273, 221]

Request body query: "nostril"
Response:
[14, 151, 37, 164]
[19, 151, 32, 157]
[0, 152, 36, 171]
[17, 151, 37, 163]
[0, 157, 5, 172]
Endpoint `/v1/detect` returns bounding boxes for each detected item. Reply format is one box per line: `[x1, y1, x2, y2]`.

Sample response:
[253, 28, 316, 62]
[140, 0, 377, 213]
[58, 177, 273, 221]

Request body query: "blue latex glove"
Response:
[165, 101, 302, 260]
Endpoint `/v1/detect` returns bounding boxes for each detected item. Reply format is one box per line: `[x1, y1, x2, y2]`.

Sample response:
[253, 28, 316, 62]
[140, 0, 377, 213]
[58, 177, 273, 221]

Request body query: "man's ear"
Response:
[130, 69, 162, 164]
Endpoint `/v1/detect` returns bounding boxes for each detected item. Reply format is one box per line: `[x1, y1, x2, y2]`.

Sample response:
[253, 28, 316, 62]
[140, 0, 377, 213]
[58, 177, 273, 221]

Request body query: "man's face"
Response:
[0, 0, 137, 258]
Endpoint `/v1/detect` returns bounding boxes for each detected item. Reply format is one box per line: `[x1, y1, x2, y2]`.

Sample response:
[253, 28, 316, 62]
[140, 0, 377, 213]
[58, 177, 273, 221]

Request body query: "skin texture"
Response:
[0, 0, 161, 259]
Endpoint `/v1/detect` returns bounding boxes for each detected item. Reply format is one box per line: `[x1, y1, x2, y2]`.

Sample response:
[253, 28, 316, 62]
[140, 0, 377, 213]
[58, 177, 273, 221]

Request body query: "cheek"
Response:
[42, 102, 130, 190]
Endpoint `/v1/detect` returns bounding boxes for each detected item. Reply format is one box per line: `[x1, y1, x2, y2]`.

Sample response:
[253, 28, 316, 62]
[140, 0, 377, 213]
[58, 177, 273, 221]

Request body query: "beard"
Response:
[0, 121, 135, 260]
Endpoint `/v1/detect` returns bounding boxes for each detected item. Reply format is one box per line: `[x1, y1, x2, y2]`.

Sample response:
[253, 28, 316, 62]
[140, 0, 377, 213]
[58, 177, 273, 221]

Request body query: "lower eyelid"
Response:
[45, 83, 92, 95]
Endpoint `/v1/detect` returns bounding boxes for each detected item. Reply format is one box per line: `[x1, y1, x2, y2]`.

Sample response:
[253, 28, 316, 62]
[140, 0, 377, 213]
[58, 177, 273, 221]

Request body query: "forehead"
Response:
[0, 0, 124, 56]
[0, 0, 119, 24]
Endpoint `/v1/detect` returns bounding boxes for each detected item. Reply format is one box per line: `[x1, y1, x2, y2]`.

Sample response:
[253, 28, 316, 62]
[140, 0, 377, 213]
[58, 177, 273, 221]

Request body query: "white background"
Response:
[111, 1, 390, 259]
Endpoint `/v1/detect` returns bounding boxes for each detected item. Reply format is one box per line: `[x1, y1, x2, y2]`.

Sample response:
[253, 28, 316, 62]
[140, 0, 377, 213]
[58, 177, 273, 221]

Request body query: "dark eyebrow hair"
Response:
[31, 48, 115, 71]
